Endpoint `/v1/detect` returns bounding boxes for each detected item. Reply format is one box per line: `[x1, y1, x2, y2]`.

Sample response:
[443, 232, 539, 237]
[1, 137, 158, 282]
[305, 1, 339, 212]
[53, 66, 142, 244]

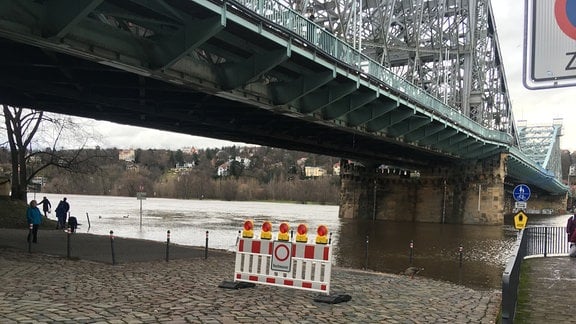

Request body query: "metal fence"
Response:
[501, 226, 568, 323]
[225, 0, 510, 143]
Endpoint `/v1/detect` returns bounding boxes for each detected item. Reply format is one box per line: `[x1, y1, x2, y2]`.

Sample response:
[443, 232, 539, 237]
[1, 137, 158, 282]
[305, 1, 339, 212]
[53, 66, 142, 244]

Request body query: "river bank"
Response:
[0, 229, 501, 323]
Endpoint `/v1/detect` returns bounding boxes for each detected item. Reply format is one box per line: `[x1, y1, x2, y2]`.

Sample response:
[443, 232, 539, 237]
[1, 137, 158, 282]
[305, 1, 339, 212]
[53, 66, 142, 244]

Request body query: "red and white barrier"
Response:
[233, 237, 333, 294]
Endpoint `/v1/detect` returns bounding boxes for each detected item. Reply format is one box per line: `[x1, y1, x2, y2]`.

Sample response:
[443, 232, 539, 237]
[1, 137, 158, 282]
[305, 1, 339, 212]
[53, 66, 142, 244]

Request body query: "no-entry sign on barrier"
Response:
[271, 241, 292, 272]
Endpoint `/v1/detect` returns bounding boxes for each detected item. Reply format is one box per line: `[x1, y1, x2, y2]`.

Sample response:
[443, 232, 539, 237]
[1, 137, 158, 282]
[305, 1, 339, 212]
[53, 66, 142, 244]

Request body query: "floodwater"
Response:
[31, 193, 564, 290]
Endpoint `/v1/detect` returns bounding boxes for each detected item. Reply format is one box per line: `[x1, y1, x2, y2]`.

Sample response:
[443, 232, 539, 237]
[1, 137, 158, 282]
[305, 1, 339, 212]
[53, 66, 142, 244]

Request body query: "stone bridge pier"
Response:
[339, 154, 513, 225]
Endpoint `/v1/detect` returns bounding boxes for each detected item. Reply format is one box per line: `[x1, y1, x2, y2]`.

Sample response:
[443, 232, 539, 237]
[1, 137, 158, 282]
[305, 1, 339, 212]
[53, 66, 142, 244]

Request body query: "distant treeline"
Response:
[0, 146, 340, 204]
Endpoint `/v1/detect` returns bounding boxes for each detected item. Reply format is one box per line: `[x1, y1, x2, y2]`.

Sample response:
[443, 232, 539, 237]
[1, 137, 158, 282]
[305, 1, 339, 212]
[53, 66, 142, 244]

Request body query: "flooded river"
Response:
[31, 193, 565, 290]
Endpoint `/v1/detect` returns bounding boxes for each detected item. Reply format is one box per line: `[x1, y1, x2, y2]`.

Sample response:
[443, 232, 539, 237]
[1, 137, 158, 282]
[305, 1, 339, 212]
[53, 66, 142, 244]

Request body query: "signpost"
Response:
[137, 186, 146, 227]
[513, 184, 530, 229]
[513, 184, 531, 202]
[514, 211, 528, 230]
[524, 0, 576, 89]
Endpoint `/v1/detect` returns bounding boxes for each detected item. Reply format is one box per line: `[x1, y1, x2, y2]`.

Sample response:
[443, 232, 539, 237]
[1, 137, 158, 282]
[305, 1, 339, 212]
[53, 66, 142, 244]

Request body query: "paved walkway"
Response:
[0, 228, 500, 323]
[514, 257, 576, 323]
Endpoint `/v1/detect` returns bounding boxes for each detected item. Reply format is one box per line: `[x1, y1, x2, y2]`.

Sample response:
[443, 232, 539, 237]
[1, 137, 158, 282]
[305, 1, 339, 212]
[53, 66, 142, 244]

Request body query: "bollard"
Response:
[67, 227, 71, 259]
[110, 230, 116, 265]
[409, 240, 414, 265]
[205, 231, 209, 259]
[28, 223, 33, 253]
[364, 235, 369, 270]
[459, 244, 463, 268]
[166, 230, 170, 262]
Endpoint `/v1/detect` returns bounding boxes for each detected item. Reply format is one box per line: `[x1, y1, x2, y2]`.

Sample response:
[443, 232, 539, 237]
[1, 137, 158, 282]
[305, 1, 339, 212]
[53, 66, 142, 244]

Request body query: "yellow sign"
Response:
[514, 211, 528, 230]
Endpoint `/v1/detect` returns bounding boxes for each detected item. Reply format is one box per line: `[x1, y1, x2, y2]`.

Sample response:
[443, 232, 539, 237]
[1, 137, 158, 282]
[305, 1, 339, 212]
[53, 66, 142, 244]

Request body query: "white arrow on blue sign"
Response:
[513, 184, 531, 202]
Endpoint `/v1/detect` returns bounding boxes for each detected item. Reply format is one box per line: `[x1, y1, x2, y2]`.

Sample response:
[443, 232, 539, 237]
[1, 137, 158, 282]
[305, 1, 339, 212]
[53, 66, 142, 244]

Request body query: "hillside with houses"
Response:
[0, 145, 341, 204]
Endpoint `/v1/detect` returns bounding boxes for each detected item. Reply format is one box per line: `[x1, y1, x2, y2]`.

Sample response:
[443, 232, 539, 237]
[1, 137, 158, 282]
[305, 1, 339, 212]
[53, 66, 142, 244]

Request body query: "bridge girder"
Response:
[281, 0, 518, 144]
[0, 0, 565, 194]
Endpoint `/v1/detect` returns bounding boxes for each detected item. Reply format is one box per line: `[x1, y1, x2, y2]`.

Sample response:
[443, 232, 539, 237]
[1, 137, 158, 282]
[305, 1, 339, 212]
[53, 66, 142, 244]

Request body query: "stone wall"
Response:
[339, 154, 508, 225]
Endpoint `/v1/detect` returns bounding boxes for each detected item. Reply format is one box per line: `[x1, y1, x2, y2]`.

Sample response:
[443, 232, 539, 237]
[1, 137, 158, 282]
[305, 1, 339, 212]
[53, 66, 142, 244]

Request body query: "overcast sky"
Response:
[79, 2, 576, 151]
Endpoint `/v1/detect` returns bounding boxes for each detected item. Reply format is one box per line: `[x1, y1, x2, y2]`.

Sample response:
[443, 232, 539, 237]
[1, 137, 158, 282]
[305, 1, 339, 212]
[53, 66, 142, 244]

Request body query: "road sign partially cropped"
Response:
[524, 0, 576, 89]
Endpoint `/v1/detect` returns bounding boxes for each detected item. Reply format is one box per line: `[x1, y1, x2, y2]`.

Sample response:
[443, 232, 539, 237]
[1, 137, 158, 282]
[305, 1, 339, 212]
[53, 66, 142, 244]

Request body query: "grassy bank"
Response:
[0, 197, 57, 229]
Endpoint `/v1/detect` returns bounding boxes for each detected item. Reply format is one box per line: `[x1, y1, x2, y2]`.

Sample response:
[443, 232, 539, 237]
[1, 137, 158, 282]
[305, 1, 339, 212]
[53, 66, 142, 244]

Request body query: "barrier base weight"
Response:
[218, 281, 256, 290]
[313, 293, 352, 304]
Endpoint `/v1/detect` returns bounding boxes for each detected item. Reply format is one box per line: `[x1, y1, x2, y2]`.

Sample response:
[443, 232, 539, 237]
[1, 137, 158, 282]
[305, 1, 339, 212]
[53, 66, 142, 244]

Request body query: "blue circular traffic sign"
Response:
[513, 184, 531, 202]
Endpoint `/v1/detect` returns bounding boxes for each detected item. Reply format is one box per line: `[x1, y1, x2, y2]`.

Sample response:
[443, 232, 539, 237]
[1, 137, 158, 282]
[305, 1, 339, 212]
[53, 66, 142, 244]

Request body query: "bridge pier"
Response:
[339, 155, 508, 225]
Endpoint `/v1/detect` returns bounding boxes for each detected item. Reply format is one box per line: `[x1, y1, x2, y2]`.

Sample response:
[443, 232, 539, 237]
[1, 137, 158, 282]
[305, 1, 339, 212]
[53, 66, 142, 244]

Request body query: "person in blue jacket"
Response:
[26, 200, 43, 243]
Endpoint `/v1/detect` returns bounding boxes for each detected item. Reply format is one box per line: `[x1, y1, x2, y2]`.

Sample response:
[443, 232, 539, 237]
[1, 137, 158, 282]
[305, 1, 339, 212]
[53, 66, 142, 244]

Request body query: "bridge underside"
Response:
[0, 38, 458, 168]
[339, 154, 568, 225]
[0, 0, 567, 224]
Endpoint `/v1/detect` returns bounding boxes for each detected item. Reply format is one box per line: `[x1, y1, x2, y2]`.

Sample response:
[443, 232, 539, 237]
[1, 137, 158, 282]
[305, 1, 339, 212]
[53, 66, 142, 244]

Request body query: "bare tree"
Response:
[2, 105, 106, 202]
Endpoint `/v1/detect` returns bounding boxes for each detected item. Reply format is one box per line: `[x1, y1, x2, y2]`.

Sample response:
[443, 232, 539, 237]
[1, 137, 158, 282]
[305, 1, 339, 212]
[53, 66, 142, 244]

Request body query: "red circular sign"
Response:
[274, 243, 290, 262]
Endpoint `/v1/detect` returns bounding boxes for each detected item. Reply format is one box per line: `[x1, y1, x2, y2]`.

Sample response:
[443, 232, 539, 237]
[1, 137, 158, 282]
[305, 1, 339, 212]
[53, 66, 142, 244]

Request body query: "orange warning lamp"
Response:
[261, 221, 272, 240]
[316, 225, 329, 244]
[278, 222, 290, 241]
[296, 223, 308, 243]
[242, 220, 254, 238]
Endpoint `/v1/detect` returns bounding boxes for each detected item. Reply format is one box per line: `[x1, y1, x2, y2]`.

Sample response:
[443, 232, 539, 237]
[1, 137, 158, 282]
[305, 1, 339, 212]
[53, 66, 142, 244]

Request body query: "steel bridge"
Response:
[0, 0, 567, 195]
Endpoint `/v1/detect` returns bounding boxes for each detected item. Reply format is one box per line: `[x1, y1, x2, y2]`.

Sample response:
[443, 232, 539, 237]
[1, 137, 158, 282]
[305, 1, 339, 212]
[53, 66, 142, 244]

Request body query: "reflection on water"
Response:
[31, 193, 561, 290]
[335, 220, 517, 290]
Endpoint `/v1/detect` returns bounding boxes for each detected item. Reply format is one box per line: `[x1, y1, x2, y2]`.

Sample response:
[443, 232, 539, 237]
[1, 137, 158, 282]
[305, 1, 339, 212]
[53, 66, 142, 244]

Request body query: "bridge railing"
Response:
[501, 226, 568, 323]
[226, 0, 511, 144]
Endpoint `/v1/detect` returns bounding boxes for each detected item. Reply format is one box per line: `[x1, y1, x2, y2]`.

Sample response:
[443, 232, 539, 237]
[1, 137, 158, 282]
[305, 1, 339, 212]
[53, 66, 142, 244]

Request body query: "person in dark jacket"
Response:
[26, 200, 43, 243]
[39, 196, 51, 218]
[568, 214, 576, 243]
[55, 197, 70, 229]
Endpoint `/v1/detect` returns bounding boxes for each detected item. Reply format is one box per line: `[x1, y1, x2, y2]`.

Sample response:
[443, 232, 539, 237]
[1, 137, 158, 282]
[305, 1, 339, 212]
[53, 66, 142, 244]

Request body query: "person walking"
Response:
[567, 214, 576, 243]
[55, 197, 70, 230]
[39, 196, 51, 218]
[26, 200, 43, 243]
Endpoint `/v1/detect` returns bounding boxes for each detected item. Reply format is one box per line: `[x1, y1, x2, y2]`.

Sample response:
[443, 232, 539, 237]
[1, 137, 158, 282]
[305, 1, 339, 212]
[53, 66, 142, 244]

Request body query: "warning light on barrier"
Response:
[261, 221, 272, 240]
[242, 220, 254, 238]
[278, 222, 290, 241]
[296, 223, 308, 243]
[316, 225, 328, 244]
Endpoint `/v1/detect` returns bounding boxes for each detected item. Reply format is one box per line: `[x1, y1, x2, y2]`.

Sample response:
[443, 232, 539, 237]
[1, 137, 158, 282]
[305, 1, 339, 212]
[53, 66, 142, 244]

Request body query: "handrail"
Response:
[226, 0, 511, 145]
[501, 226, 568, 323]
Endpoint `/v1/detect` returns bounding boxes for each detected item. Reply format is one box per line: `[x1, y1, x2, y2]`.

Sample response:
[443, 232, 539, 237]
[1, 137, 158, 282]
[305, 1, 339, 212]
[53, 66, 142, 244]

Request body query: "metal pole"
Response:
[86, 212, 91, 230]
[364, 235, 369, 270]
[28, 223, 32, 253]
[372, 179, 377, 222]
[139, 199, 143, 227]
[166, 230, 170, 262]
[205, 231, 209, 259]
[409, 240, 414, 265]
[544, 227, 548, 257]
[442, 179, 447, 223]
[110, 230, 116, 265]
[67, 227, 71, 259]
[459, 244, 463, 268]
[477, 184, 481, 211]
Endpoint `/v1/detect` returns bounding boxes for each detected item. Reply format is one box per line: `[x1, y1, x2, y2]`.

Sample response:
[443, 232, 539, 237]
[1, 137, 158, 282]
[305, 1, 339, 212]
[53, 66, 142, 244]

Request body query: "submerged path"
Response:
[0, 229, 500, 323]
